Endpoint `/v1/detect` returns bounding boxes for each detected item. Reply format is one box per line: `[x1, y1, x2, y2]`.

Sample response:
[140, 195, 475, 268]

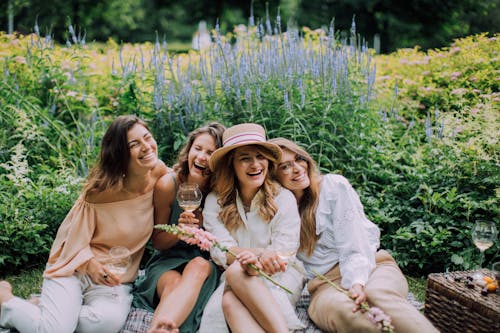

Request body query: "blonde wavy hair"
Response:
[213, 145, 281, 232]
[269, 138, 321, 256]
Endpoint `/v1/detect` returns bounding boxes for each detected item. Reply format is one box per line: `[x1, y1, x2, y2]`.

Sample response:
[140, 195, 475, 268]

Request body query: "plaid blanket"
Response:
[3, 289, 421, 333]
[120, 286, 323, 333]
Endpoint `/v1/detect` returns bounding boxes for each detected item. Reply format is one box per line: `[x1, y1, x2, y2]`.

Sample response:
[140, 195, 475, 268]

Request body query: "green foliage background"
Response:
[0, 21, 498, 276]
[1, 0, 499, 53]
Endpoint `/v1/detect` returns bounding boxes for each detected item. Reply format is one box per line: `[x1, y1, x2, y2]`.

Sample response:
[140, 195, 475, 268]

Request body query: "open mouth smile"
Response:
[194, 162, 207, 171]
[292, 173, 306, 182]
[140, 152, 156, 161]
[247, 170, 263, 177]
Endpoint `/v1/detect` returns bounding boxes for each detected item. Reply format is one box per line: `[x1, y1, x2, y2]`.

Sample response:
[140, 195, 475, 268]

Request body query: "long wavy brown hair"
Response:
[173, 122, 225, 194]
[83, 115, 149, 198]
[214, 145, 280, 232]
[269, 138, 321, 256]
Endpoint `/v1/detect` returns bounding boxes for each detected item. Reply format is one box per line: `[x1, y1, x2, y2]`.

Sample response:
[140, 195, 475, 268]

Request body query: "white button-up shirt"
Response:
[203, 186, 301, 267]
[297, 174, 380, 289]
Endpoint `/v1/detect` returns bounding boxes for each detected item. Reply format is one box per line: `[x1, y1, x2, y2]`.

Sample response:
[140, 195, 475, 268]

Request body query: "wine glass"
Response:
[105, 246, 131, 298]
[471, 220, 498, 269]
[106, 246, 131, 276]
[177, 183, 202, 213]
[269, 246, 301, 291]
[492, 262, 500, 285]
[276, 247, 297, 264]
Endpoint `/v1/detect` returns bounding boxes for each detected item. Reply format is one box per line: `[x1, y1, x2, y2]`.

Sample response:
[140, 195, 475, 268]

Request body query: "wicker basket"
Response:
[425, 269, 500, 333]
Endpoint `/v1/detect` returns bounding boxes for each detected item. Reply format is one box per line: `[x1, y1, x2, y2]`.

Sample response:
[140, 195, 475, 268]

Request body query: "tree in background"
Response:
[1, 0, 499, 52]
[297, 0, 500, 53]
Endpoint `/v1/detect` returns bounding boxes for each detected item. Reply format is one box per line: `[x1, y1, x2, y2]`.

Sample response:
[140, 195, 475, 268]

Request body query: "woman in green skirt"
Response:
[132, 122, 225, 333]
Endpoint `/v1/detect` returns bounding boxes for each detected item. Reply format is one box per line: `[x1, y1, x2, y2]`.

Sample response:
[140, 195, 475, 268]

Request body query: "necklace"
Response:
[123, 174, 154, 196]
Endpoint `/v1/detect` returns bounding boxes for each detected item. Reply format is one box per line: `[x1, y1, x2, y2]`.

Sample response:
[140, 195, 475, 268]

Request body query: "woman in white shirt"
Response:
[199, 124, 305, 333]
[269, 137, 438, 333]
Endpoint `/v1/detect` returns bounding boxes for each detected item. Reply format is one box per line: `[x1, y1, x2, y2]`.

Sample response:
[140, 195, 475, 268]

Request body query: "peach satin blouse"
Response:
[44, 191, 154, 283]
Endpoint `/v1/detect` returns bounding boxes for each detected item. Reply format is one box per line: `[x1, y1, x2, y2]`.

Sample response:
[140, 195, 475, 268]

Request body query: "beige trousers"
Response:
[307, 250, 438, 333]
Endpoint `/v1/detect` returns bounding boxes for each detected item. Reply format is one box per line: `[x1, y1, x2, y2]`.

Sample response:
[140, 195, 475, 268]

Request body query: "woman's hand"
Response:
[86, 258, 120, 287]
[257, 250, 286, 275]
[350, 283, 367, 312]
[236, 250, 262, 276]
[178, 211, 200, 228]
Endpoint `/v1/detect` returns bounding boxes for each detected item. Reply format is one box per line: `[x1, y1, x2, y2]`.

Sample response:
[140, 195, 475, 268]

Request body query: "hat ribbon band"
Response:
[224, 132, 266, 147]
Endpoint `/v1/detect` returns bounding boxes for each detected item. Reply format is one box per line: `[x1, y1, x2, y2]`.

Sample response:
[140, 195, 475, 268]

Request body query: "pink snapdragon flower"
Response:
[368, 306, 394, 332]
[178, 225, 216, 251]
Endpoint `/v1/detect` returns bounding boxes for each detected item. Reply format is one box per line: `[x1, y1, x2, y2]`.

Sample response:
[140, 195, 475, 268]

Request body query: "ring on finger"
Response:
[272, 260, 279, 266]
[103, 273, 108, 279]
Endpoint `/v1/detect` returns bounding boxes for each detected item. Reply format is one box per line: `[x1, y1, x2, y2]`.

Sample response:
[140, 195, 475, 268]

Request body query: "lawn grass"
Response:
[407, 275, 428, 303]
[4, 265, 429, 304]
[2, 265, 44, 299]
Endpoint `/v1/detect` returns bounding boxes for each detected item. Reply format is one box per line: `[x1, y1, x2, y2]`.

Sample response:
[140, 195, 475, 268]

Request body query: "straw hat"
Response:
[209, 123, 282, 171]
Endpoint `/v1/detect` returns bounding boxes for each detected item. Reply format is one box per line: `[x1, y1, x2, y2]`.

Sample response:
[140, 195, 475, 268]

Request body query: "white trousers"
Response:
[0, 273, 132, 333]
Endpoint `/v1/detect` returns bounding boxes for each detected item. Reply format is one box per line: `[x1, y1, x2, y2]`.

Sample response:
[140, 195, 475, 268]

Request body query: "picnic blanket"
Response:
[120, 285, 322, 333]
[2, 288, 421, 333]
[119, 284, 424, 333]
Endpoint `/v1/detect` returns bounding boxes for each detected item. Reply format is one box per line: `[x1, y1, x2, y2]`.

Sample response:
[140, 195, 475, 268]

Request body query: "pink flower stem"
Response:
[154, 224, 293, 294]
[312, 268, 370, 310]
[311, 269, 395, 333]
[311, 269, 351, 296]
[216, 244, 293, 294]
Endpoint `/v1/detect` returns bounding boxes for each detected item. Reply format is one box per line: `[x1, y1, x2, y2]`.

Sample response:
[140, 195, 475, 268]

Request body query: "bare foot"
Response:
[0, 281, 14, 304]
[148, 318, 179, 333]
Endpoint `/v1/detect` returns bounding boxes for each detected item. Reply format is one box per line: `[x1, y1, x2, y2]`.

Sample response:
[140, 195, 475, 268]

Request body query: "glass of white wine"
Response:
[276, 247, 297, 264]
[106, 246, 131, 298]
[471, 220, 498, 269]
[269, 246, 298, 291]
[177, 183, 202, 213]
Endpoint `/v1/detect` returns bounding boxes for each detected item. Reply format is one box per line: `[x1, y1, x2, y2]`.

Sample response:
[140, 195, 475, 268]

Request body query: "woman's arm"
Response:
[152, 173, 180, 250]
[326, 174, 378, 290]
[202, 192, 264, 267]
[45, 198, 97, 279]
[268, 188, 301, 251]
[258, 188, 301, 274]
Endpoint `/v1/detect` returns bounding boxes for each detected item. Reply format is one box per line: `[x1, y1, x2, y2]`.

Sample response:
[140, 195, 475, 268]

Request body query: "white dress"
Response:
[199, 186, 306, 332]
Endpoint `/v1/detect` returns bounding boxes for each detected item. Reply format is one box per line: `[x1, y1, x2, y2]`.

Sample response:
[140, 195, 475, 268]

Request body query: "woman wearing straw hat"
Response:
[199, 123, 305, 333]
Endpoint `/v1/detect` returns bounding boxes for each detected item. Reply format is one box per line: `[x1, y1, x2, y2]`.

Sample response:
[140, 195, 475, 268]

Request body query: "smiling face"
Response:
[126, 124, 158, 175]
[275, 148, 310, 197]
[187, 133, 217, 185]
[232, 146, 269, 193]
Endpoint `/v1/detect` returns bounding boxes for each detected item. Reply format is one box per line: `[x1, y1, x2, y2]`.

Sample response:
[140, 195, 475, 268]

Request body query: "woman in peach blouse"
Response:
[0, 115, 167, 333]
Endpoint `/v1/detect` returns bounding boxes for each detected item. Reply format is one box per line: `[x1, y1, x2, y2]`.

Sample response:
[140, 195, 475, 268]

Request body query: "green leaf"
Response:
[451, 254, 464, 265]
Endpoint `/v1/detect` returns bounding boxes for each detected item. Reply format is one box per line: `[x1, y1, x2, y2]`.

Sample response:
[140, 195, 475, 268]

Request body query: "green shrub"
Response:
[0, 166, 81, 276]
[0, 26, 498, 276]
[370, 33, 499, 274]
